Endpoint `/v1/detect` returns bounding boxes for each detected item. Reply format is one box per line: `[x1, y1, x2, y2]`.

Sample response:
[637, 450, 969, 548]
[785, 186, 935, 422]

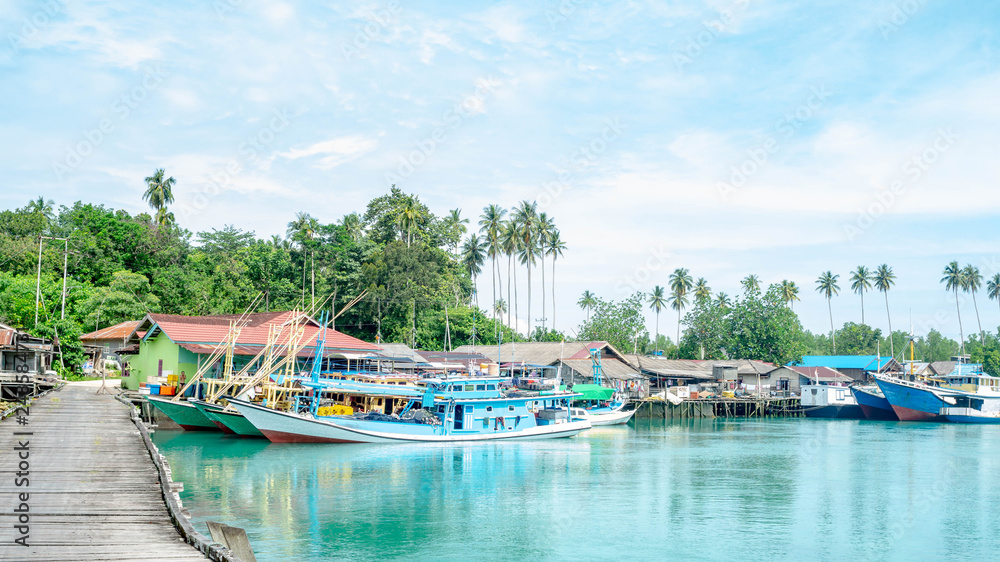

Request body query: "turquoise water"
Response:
[152, 418, 1000, 561]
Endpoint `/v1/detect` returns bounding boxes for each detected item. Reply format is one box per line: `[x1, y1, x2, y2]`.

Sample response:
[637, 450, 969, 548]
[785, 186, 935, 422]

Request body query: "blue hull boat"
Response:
[852, 386, 898, 421]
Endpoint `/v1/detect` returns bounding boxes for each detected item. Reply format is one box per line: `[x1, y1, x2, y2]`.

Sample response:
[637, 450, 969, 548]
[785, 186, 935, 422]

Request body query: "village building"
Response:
[786, 365, 854, 386]
[0, 321, 57, 399]
[119, 311, 380, 390]
[793, 355, 900, 382]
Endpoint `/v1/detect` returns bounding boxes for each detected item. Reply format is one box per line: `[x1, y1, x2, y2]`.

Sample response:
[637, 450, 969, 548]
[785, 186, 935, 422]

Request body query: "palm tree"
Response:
[512, 201, 539, 337]
[780, 280, 800, 310]
[694, 278, 711, 303]
[578, 290, 596, 322]
[963, 264, 985, 346]
[715, 292, 731, 310]
[27, 197, 56, 232]
[480, 205, 507, 329]
[850, 266, 872, 325]
[287, 212, 319, 304]
[462, 235, 486, 311]
[873, 264, 896, 357]
[816, 271, 840, 353]
[340, 212, 363, 242]
[536, 212, 556, 332]
[941, 261, 965, 359]
[988, 273, 1000, 316]
[546, 230, 566, 333]
[397, 196, 419, 246]
[741, 274, 760, 293]
[143, 169, 176, 226]
[669, 268, 693, 354]
[501, 220, 520, 334]
[648, 286, 667, 355]
[446, 208, 469, 255]
[494, 299, 507, 319]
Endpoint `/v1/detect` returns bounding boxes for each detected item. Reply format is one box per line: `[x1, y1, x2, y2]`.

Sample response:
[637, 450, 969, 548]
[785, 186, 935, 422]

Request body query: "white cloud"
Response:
[280, 136, 379, 170]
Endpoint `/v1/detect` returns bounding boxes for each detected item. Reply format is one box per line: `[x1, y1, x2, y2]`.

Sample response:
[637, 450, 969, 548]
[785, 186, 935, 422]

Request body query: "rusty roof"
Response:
[0, 329, 15, 347]
[80, 320, 143, 342]
[143, 311, 379, 353]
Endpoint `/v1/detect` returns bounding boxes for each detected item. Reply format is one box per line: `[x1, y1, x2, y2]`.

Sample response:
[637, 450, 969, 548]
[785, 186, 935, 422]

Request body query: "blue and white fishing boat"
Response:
[230, 375, 591, 443]
[876, 364, 1000, 422]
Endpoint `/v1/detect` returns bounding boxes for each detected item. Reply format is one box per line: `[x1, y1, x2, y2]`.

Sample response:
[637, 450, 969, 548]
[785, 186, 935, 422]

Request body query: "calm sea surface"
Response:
[151, 418, 1000, 561]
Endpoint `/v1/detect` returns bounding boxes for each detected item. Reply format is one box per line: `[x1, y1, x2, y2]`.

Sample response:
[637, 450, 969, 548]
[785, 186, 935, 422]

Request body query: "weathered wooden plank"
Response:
[0, 383, 209, 560]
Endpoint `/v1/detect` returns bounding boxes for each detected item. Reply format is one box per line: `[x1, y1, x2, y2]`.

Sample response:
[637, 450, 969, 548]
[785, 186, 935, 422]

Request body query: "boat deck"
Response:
[0, 381, 208, 560]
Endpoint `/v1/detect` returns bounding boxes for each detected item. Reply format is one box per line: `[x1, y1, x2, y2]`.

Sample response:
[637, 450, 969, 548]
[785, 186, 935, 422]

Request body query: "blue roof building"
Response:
[789, 355, 901, 382]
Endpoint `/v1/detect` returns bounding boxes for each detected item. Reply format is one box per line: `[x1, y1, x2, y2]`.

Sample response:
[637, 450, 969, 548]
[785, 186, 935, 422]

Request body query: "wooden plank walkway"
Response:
[0, 381, 208, 560]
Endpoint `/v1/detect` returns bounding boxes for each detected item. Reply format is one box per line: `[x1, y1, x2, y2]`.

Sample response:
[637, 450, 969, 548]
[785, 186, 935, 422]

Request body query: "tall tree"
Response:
[512, 201, 539, 337]
[286, 212, 319, 305]
[873, 264, 896, 358]
[648, 285, 667, 355]
[536, 212, 555, 332]
[461, 235, 485, 297]
[669, 268, 693, 356]
[480, 204, 507, 329]
[546, 230, 566, 333]
[988, 273, 1000, 316]
[501, 220, 520, 333]
[340, 213, 363, 242]
[142, 169, 176, 226]
[715, 292, 731, 310]
[941, 261, 966, 359]
[963, 264, 985, 346]
[816, 271, 840, 353]
[779, 280, 800, 310]
[850, 265, 872, 325]
[578, 290, 596, 322]
[445, 208, 468, 255]
[741, 274, 761, 293]
[693, 278, 711, 303]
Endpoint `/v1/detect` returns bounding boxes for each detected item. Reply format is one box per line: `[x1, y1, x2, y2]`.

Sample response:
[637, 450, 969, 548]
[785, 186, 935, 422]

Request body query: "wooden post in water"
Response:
[207, 521, 257, 562]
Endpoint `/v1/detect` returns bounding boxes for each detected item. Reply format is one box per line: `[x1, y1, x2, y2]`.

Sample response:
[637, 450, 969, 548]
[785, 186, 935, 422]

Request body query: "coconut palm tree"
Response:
[340, 212, 363, 242]
[397, 197, 419, 246]
[669, 268, 693, 354]
[501, 220, 520, 334]
[446, 208, 469, 255]
[941, 261, 966, 358]
[963, 264, 985, 346]
[480, 205, 507, 328]
[780, 280, 800, 310]
[693, 278, 711, 303]
[850, 266, 872, 325]
[512, 201, 539, 336]
[816, 271, 840, 353]
[287, 212, 319, 304]
[873, 264, 896, 357]
[648, 285, 667, 355]
[143, 169, 176, 226]
[578, 290, 596, 322]
[546, 230, 566, 333]
[741, 274, 760, 293]
[536, 212, 556, 332]
[462, 235, 486, 311]
[988, 273, 1000, 315]
[494, 299, 507, 319]
[715, 292, 731, 310]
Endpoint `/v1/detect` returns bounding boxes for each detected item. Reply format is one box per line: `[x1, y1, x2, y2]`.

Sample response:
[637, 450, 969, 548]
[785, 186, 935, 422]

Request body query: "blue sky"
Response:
[3, 0, 1000, 346]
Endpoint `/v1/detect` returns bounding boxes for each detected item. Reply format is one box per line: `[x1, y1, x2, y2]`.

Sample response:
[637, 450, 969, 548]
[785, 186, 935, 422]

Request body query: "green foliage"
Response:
[680, 284, 806, 365]
[915, 329, 960, 363]
[578, 292, 650, 354]
[835, 322, 882, 355]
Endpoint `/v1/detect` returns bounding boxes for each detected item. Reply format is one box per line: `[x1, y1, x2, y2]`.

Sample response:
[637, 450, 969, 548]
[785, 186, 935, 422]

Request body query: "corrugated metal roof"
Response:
[559, 358, 641, 380]
[793, 355, 892, 370]
[80, 320, 142, 342]
[929, 361, 958, 376]
[623, 355, 715, 380]
[144, 311, 379, 353]
[787, 365, 853, 383]
[454, 341, 623, 366]
[0, 329, 14, 346]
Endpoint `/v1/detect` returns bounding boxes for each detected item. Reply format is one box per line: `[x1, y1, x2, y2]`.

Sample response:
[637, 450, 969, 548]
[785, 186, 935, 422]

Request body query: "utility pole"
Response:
[34, 236, 69, 327]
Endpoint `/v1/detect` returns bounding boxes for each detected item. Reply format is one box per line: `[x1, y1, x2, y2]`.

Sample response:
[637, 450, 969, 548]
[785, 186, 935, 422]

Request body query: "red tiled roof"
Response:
[80, 320, 142, 342]
[787, 365, 853, 383]
[147, 311, 379, 353]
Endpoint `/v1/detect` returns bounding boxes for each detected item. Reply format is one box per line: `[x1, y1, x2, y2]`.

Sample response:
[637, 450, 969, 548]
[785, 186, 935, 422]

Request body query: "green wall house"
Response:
[120, 311, 381, 390]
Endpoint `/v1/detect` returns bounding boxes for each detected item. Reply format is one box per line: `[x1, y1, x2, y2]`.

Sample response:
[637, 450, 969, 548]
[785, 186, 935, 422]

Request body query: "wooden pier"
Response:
[634, 397, 803, 419]
[0, 381, 212, 560]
